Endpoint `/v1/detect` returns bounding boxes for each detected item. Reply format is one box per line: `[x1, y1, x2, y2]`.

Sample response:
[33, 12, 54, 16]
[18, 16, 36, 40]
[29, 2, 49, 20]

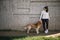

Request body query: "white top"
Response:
[40, 10, 50, 20]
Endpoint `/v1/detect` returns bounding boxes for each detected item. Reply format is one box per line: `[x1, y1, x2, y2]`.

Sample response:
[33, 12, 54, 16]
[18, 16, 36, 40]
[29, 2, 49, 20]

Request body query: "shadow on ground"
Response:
[0, 30, 60, 40]
[0, 36, 27, 40]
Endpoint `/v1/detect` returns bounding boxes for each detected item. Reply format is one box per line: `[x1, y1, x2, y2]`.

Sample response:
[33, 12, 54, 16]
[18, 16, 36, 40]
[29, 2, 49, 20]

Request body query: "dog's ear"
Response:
[38, 20, 42, 24]
[40, 20, 42, 23]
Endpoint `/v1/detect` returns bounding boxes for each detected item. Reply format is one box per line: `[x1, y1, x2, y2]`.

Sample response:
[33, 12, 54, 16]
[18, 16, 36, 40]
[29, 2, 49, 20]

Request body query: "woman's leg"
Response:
[45, 19, 49, 33]
[42, 19, 46, 31]
[45, 19, 49, 29]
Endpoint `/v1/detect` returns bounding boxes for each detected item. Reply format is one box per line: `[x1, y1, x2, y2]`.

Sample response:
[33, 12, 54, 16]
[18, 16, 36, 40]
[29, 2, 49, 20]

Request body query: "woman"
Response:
[40, 6, 50, 33]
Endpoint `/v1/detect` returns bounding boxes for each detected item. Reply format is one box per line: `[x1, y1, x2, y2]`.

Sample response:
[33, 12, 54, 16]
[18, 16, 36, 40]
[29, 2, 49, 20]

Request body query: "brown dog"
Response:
[24, 20, 42, 34]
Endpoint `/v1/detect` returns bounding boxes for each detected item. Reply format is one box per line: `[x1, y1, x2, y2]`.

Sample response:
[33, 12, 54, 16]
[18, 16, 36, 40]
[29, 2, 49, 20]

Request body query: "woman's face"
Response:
[43, 8, 46, 11]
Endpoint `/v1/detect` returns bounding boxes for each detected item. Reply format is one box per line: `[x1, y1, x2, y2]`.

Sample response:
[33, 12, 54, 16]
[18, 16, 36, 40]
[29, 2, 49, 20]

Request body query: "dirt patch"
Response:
[0, 30, 60, 37]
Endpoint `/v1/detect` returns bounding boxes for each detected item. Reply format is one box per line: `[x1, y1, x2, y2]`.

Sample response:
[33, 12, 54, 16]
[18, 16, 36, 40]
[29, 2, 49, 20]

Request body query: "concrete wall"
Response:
[0, 0, 60, 31]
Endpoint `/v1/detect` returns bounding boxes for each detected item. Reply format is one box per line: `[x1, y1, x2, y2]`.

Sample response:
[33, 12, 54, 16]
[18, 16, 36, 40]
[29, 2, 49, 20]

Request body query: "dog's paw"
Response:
[27, 31, 29, 34]
[37, 32, 39, 34]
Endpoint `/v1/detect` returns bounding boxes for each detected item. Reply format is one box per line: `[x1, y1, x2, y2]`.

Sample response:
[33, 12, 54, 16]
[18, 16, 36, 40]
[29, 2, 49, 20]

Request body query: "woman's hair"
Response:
[44, 6, 48, 12]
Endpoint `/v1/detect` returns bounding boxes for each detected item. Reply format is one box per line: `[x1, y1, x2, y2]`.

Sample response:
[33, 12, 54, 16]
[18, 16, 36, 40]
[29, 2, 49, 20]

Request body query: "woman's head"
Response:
[43, 6, 48, 12]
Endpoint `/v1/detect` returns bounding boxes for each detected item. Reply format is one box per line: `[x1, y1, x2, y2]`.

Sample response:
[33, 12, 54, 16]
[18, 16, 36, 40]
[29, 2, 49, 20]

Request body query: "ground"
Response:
[0, 30, 60, 40]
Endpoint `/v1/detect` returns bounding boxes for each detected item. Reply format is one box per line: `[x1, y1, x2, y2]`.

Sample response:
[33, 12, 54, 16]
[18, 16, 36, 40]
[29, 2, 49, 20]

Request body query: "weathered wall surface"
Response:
[0, 0, 60, 31]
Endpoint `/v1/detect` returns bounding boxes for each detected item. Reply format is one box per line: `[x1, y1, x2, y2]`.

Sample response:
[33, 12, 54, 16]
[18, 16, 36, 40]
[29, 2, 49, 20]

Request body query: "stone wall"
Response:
[0, 0, 60, 31]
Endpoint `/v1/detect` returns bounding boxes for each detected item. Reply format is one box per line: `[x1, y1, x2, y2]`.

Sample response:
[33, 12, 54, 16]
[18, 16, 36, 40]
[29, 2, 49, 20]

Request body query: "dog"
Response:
[24, 20, 42, 34]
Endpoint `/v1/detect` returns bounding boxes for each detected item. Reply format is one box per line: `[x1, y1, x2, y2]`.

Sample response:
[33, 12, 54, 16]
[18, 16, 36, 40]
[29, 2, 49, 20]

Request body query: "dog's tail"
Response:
[24, 26, 27, 30]
[24, 24, 31, 30]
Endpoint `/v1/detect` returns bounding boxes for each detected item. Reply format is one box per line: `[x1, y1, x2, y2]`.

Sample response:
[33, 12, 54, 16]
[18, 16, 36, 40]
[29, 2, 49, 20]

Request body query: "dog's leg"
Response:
[27, 26, 31, 34]
[36, 28, 39, 34]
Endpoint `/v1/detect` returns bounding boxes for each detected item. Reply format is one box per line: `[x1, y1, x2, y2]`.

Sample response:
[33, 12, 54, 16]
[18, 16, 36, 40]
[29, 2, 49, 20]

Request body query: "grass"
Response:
[0, 36, 60, 40]
[0, 30, 60, 40]
[13, 36, 60, 40]
[0, 34, 60, 40]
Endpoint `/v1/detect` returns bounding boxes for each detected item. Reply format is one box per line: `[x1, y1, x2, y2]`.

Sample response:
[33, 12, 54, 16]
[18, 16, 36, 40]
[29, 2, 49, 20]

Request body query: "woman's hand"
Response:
[39, 19, 41, 21]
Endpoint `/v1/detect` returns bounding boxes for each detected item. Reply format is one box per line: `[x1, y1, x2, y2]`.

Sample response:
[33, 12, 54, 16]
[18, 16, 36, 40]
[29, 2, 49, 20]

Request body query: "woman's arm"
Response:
[39, 11, 43, 21]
